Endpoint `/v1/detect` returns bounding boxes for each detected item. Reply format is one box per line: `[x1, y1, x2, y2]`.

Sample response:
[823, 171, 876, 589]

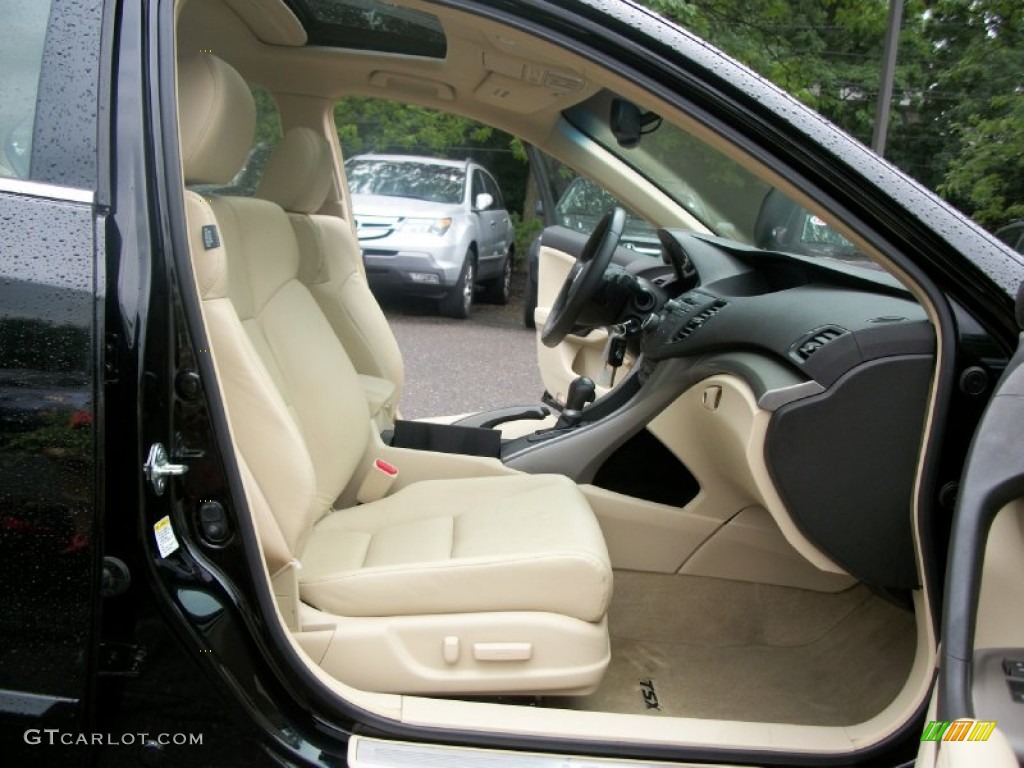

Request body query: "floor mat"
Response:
[548, 572, 918, 725]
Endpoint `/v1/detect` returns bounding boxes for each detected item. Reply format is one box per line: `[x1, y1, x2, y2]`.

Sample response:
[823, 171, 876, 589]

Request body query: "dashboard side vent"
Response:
[792, 325, 850, 361]
[673, 299, 728, 341]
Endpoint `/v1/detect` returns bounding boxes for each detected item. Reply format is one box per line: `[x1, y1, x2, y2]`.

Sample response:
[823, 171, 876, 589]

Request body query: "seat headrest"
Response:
[177, 54, 255, 185]
[256, 128, 334, 214]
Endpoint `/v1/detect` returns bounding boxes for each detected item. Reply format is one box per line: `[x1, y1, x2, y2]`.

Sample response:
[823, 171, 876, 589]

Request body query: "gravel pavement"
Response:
[379, 272, 547, 420]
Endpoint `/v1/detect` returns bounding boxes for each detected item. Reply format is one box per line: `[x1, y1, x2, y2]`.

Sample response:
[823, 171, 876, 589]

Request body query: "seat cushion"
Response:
[299, 474, 612, 623]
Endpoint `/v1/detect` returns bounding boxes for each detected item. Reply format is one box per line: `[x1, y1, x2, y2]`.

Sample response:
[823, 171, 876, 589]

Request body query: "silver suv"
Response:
[346, 154, 515, 317]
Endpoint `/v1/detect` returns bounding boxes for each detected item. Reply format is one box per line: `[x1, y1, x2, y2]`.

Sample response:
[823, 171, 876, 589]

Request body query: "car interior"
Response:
[172, 0, 952, 758]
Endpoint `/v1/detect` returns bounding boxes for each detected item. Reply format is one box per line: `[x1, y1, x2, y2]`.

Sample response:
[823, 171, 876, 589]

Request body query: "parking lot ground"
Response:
[378, 271, 546, 420]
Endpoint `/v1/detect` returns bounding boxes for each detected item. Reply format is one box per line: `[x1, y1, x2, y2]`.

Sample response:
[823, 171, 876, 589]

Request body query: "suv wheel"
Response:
[440, 251, 475, 318]
[483, 251, 512, 305]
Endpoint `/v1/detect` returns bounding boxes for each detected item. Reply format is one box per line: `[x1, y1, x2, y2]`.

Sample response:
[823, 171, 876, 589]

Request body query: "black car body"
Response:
[2, 2, 1024, 767]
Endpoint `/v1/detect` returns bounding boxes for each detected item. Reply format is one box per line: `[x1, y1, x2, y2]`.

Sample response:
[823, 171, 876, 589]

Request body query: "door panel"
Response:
[936, 330, 1024, 762]
[0, 0, 103, 754]
[0, 191, 98, 739]
[534, 244, 634, 403]
[916, 686, 1018, 767]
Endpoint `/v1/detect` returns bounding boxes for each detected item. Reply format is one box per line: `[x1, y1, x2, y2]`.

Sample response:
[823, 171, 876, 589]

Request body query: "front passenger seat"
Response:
[177, 52, 612, 696]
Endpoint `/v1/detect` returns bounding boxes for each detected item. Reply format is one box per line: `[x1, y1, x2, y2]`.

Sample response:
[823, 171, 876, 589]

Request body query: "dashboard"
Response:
[632, 229, 937, 589]
[639, 229, 934, 388]
[515, 225, 941, 591]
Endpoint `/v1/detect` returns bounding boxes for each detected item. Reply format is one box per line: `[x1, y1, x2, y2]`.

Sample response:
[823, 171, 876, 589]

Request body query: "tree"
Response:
[940, 92, 1024, 226]
[921, 0, 1024, 226]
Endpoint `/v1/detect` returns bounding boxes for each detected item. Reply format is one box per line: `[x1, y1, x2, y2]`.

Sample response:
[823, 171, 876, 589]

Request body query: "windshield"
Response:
[345, 158, 465, 204]
[563, 91, 864, 263]
[555, 177, 659, 255]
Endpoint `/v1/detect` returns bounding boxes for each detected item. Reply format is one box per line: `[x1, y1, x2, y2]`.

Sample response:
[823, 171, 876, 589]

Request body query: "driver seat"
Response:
[256, 126, 558, 437]
[256, 127, 404, 428]
[177, 52, 612, 695]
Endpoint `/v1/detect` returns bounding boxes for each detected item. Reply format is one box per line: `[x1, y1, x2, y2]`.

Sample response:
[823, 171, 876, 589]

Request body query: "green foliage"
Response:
[940, 92, 1024, 226]
[252, 86, 282, 145]
[510, 211, 543, 266]
[918, 0, 1024, 226]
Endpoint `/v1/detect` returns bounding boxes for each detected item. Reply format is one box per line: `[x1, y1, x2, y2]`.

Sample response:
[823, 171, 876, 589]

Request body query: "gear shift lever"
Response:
[556, 376, 597, 429]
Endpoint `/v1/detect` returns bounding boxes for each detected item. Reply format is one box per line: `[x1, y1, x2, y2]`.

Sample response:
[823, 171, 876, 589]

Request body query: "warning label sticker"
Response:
[154, 515, 180, 558]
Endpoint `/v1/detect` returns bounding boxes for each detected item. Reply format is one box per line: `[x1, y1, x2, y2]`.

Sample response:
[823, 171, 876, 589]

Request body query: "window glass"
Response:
[0, 1, 52, 179]
[286, 0, 447, 58]
[346, 158, 465, 204]
[470, 170, 486, 203]
[564, 90, 870, 264]
[191, 85, 282, 198]
[482, 172, 504, 210]
[554, 177, 659, 257]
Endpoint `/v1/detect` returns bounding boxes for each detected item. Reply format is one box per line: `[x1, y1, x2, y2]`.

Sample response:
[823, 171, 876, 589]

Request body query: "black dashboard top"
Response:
[641, 230, 934, 386]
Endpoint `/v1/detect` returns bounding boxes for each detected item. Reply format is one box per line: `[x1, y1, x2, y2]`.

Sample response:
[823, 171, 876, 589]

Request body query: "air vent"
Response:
[673, 299, 728, 341]
[792, 325, 849, 361]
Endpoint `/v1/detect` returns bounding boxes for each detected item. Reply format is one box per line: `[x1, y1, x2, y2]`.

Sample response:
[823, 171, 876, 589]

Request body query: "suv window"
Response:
[482, 171, 504, 210]
[0, 2, 53, 179]
[347, 158, 465, 204]
[471, 169, 487, 205]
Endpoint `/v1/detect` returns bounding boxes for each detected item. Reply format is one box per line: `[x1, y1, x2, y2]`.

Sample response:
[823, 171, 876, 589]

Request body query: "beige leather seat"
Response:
[256, 128, 559, 438]
[177, 53, 612, 695]
[256, 129, 403, 427]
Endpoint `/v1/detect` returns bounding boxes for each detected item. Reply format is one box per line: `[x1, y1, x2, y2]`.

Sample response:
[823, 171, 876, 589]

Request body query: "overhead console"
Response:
[474, 51, 592, 113]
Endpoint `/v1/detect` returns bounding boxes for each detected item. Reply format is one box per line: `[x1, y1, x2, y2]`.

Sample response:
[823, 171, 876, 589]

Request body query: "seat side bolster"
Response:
[201, 297, 321, 555]
[237, 452, 294, 574]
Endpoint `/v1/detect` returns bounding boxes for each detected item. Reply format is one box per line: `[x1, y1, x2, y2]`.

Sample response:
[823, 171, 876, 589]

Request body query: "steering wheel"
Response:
[541, 207, 626, 348]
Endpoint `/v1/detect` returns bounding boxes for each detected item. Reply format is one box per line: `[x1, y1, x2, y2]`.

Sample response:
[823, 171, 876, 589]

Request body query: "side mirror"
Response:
[474, 192, 494, 211]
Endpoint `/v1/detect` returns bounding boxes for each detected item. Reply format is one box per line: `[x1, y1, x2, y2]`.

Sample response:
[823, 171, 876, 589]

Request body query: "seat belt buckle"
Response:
[356, 458, 399, 504]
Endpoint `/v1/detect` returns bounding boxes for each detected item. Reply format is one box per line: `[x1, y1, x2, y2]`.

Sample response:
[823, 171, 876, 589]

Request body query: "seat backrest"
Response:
[257, 128, 405, 423]
[177, 54, 370, 566]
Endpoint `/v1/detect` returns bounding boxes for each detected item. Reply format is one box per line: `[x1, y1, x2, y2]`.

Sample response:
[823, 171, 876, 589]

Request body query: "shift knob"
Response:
[556, 376, 597, 429]
[565, 376, 597, 411]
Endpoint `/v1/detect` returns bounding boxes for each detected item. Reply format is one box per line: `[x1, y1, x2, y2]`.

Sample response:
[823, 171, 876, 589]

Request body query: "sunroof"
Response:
[285, 0, 447, 58]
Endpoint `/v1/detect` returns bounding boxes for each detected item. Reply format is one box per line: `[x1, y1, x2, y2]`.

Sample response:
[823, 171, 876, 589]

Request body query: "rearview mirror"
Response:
[474, 192, 494, 211]
[610, 98, 662, 149]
